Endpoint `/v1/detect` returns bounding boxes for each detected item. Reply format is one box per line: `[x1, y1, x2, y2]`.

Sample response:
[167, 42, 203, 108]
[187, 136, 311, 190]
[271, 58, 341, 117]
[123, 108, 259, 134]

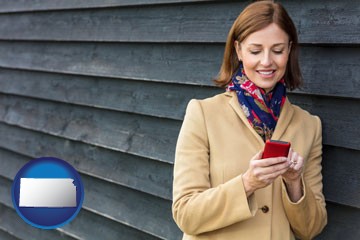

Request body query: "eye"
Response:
[250, 51, 261, 55]
[273, 49, 284, 54]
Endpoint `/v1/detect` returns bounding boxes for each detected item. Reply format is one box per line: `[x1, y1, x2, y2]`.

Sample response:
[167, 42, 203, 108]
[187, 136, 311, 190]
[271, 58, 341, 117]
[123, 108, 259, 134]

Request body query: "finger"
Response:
[257, 156, 288, 167]
[261, 165, 290, 181]
[288, 150, 301, 166]
[257, 160, 290, 175]
[290, 151, 298, 165]
[293, 156, 304, 171]
[288, 152, 304, 173]
[251, 151, 263, 161]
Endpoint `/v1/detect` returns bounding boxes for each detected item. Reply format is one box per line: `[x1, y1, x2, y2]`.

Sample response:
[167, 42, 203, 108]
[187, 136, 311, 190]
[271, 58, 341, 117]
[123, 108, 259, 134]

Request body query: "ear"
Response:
[234, 40, 242, 61]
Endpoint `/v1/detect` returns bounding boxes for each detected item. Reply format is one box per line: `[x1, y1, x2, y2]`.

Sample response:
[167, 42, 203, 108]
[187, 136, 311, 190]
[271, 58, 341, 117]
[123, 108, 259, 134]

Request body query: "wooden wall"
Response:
[0, 0, 358, 239]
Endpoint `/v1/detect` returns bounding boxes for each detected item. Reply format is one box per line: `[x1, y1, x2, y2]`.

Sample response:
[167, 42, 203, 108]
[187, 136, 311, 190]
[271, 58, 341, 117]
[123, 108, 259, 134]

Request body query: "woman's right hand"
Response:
[241, 151, 291, 197]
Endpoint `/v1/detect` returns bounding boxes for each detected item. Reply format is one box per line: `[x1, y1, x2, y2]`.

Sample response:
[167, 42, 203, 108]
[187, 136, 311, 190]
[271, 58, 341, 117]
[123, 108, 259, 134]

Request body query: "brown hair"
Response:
[214, 0, 302, 90]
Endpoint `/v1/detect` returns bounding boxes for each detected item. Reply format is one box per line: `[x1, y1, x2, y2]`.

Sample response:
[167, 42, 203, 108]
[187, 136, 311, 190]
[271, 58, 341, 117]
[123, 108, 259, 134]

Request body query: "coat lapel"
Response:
[227, 91, 294, 144]
[227, 91, 265, 145]
[271, 98, 294, 141]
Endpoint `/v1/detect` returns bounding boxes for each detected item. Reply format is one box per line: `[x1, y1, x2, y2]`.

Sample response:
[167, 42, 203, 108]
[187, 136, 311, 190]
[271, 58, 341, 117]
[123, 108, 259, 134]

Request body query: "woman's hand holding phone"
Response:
[242, 150, 291, 197]
[242, 140, 304, 198]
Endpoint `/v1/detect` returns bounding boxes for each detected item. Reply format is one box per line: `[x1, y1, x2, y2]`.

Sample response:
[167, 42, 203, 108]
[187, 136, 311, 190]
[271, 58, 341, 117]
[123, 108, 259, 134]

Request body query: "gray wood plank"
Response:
[0, 176, 162, 240]
[62, 207, 161, 240]
[288, 94, 360, 151]
[0, 68, 221, 120]
[297, 46, 360, 99]
[80, 174, 182, 239]
[0, 68, 358, 129]
[0, 94, 181, 163]
[1, 99, 359, 207]
[1, 90, 359, 152]
[0, 148, 28, 182]
[0, 177, 78, 240]
[282, 0, 360, 45]
[0, 125, 173, 200]
[0, 42, 222, 86]
[0, 2, 236, 43]
[0, 205, 77, 240]
[0, 228, 20, 240]
[0, 0, 215, 12]
[322, 146, 360, 209]
[0, 1, 358, 44]
[0, 42, 358, 99]
[2, 151, 359, 240]
[1, 124, 359, 208]
[314, 203, 360, 240]
[0, 162, 181, 239]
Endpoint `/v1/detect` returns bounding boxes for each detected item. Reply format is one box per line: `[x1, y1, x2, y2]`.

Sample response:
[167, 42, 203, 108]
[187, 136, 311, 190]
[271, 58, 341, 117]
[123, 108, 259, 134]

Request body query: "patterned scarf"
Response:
[227, 63, 286, 141]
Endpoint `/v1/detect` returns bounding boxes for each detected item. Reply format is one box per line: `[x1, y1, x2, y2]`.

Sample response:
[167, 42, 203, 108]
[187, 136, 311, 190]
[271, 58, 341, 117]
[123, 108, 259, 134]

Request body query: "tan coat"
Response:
[172, 91, 327, 240]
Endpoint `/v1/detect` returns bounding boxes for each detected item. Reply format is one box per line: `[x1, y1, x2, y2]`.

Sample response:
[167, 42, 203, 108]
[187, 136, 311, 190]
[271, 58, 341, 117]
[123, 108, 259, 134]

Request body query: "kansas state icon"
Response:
[11, 157, 84, 229]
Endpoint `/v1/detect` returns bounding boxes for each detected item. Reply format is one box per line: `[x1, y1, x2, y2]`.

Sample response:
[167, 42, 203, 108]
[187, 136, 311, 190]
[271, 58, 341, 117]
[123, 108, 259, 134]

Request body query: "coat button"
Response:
[261, 205, 269, 213]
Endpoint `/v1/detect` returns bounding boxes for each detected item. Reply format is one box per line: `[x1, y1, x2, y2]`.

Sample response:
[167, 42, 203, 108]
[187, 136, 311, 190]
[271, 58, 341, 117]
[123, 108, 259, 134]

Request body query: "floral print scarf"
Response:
[226, 63, 286, 141]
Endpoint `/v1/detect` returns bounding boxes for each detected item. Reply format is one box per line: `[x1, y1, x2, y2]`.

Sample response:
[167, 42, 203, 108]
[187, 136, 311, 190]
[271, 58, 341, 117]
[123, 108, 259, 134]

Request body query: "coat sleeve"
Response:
[172, 100, 258, 235]
[282, 116, 327, 240]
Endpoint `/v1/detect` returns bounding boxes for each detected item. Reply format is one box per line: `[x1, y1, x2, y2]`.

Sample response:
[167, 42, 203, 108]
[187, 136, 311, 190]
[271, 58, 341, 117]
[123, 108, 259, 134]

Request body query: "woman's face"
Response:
[235, 23, 291, 93]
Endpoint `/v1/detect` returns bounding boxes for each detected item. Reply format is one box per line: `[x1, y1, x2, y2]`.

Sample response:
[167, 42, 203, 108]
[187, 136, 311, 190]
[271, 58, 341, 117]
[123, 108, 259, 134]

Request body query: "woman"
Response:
[172, 1, 327, 239]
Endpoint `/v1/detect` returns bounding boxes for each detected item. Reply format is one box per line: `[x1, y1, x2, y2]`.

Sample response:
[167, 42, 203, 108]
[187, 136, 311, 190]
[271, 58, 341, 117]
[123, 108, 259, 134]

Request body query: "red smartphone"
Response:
[262, 140, 291, 158]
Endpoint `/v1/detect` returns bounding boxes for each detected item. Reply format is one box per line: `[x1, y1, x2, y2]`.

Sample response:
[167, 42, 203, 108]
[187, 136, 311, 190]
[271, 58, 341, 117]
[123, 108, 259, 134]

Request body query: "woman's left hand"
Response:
[282, 148, 304, 183]
[281, 149, 304, 202]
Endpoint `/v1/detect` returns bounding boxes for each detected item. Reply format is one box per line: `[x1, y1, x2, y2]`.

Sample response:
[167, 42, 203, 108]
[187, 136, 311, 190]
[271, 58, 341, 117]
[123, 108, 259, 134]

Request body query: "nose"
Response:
[260, 52, 272, 67]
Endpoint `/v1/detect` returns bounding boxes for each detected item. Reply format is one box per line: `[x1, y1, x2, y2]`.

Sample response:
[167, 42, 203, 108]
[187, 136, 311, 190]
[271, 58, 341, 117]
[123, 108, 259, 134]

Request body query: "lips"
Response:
[257, 70, 276, 78]
[257, 70, 275, 75]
